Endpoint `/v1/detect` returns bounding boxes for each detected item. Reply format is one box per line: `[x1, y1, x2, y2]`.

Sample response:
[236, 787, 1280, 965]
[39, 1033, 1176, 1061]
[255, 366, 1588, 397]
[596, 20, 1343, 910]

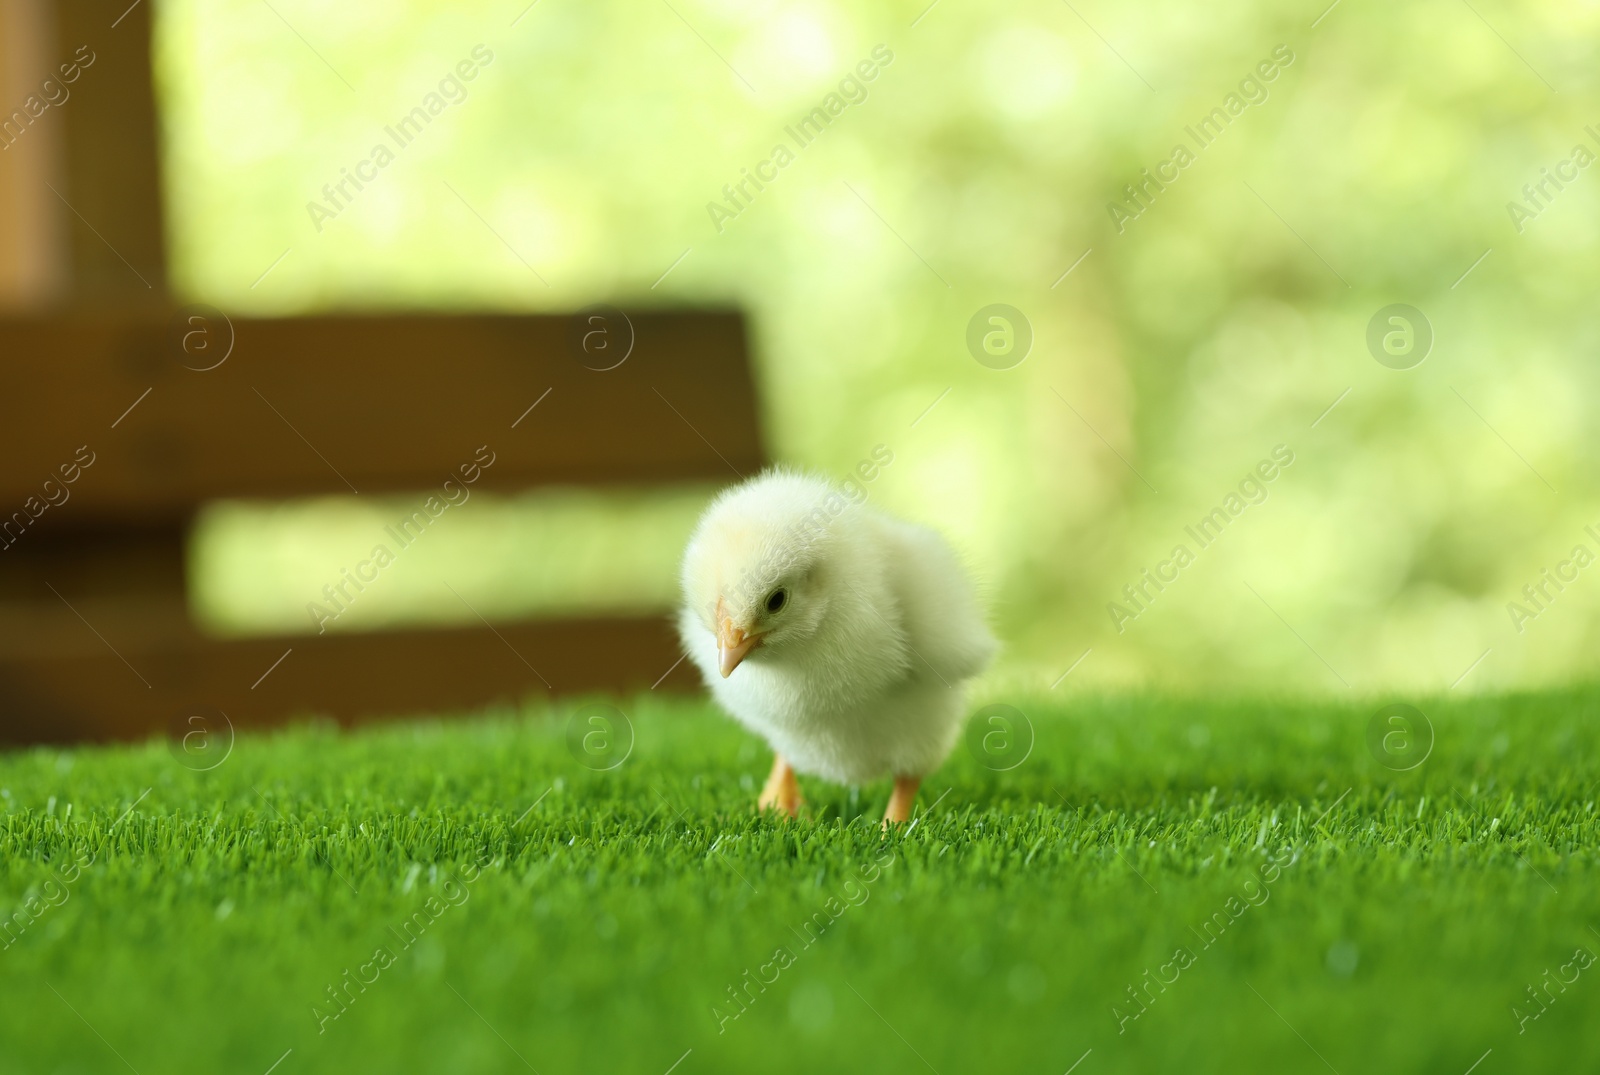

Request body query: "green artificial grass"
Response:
[2, 688, 1598, 1073]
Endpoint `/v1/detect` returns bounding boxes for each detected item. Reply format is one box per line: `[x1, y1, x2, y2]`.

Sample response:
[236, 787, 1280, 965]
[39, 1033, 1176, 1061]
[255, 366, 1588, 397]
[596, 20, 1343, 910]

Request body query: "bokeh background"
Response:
[156, 0, 1597, 694]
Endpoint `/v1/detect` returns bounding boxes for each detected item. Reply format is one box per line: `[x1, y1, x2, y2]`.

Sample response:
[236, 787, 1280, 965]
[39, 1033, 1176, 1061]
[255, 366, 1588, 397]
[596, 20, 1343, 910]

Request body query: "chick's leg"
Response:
[882, 775, 921, 828]
[758, 754, 801, 818]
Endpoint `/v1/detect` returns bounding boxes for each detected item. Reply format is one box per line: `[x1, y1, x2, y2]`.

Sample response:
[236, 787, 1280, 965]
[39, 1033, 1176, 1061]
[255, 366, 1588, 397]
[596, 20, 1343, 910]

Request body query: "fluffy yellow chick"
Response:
[678, 469, 997, 825]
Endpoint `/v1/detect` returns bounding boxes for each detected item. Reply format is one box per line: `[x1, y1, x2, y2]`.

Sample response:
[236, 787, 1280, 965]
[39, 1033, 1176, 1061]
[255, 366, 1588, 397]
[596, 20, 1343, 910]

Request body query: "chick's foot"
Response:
[881, 775, 921, 829]
[758, 754, 802, 818]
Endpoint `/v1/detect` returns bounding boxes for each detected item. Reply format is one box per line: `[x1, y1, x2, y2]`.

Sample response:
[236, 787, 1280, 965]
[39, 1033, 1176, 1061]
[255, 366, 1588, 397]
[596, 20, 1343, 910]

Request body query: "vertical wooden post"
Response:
[0, 0, 68, 307]
[0, 0, 167, 309]
[52, 0, 168, 303]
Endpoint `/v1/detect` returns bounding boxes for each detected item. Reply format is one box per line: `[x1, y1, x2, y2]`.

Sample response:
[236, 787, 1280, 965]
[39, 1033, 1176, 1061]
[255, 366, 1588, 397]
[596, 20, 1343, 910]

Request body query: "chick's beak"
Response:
[717, 619, 761, 678]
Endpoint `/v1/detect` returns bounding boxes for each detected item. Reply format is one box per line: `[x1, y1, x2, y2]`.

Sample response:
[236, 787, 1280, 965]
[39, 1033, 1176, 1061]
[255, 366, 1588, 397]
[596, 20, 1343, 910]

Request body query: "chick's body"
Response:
[678, 471, 996, 793]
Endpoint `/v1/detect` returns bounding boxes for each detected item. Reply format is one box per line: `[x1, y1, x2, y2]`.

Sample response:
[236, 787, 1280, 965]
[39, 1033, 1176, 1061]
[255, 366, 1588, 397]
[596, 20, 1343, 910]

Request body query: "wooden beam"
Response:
[52, 0, 167, 301]
[0, 612, 704, 747]
[0, 311, 762, 520]
[0, 0, 69, 307]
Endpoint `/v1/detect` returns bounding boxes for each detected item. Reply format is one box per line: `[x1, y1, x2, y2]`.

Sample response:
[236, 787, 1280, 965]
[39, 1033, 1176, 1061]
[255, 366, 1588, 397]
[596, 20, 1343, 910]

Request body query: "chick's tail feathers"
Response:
[874, 515, 998, 684]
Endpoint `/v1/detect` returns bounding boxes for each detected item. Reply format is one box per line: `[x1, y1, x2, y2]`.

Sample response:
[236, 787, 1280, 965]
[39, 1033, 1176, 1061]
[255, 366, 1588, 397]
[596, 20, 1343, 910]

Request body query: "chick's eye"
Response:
[765, 589, 787, 613]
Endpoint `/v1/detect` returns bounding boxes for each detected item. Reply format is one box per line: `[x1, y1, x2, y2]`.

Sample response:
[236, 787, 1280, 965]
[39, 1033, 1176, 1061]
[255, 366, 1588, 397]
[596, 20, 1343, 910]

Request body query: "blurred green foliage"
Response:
[157, 0, 1600, 692]
[190, 486, 714, 635]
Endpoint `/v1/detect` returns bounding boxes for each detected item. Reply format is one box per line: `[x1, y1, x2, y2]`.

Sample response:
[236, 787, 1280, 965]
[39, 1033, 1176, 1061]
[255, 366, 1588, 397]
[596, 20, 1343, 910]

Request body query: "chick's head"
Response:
[681, 471, 851, 677]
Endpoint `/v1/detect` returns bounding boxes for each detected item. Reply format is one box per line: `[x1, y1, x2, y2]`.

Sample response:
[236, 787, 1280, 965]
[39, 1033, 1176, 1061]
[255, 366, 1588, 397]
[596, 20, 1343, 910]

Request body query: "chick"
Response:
[678, 469, 997, 825]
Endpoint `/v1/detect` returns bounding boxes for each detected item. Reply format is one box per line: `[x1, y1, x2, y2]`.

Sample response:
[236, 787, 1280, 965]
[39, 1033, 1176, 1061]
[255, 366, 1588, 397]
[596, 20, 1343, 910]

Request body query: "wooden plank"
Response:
[52, 0, 167, 299]
[0, 613, 703, 747]
[0, 0, 69, 307]
[0, 311, 762, 518]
